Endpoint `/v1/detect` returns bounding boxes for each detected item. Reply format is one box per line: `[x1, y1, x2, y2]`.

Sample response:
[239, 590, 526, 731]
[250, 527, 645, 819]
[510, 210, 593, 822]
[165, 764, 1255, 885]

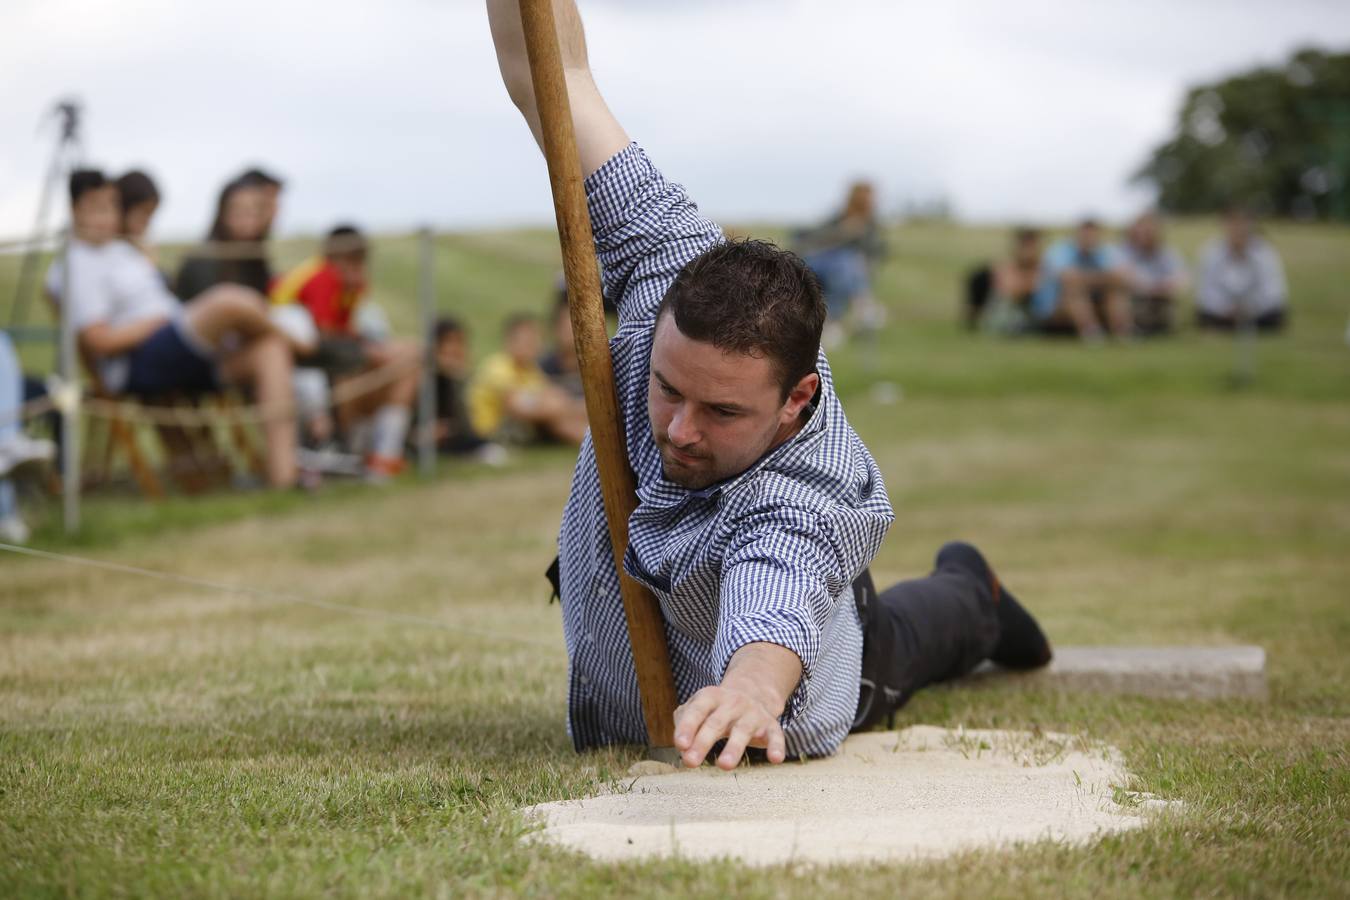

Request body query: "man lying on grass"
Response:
[488, 0, 1054, 770]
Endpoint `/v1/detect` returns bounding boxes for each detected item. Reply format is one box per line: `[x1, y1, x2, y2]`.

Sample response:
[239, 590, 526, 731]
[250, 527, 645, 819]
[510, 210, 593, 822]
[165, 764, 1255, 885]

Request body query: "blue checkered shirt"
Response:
[558, 144, 894, 758]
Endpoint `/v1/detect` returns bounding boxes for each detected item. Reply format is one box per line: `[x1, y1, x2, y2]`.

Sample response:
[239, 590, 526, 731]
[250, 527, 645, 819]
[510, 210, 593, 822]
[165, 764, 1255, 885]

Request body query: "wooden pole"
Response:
[517, 0, 678, 750]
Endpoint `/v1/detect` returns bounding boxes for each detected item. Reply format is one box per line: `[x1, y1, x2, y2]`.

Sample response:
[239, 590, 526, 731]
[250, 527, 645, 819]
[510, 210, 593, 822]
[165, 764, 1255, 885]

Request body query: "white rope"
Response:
[0, 541, 558, 649]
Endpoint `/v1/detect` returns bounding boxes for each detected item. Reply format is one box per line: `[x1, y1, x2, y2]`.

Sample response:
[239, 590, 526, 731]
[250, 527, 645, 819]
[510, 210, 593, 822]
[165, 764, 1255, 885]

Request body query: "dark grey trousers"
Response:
[851, 562, 1001, 732]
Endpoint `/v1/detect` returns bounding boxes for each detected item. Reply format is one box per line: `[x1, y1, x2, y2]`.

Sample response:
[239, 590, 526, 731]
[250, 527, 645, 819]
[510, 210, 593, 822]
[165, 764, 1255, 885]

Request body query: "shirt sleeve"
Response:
[583, 143, 724, 332]
[714, 504, 857, 726]
[1257, 242, 1288, 308]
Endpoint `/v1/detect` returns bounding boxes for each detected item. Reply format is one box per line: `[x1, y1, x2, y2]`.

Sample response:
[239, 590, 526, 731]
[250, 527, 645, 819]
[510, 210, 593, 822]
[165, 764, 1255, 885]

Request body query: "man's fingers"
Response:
[685, 702, 741, 767]
[673, 689, 721, 751]
[716, 722, 757, 771]
[765, 721, 787, 764]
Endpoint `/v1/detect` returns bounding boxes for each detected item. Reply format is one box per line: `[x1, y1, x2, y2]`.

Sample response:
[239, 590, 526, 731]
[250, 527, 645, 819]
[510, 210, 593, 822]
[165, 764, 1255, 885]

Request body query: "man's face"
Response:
[1224, 212, 1252, 247]
[1075, 224, 1101, 253]
[1014, 235, 1040, 266]
[73, 186, 119, 245]
[648, 312, 817, 490]
[332, 255, 366, 292]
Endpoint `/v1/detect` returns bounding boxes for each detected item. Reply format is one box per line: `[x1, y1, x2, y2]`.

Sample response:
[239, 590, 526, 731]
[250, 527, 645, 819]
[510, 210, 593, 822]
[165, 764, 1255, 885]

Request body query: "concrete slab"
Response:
[967, 645, 1267, 700]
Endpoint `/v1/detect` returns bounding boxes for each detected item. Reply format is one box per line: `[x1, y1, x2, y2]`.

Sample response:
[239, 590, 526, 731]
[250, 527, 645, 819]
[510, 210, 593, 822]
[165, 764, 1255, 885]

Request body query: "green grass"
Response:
[2, 218, 1349, 897]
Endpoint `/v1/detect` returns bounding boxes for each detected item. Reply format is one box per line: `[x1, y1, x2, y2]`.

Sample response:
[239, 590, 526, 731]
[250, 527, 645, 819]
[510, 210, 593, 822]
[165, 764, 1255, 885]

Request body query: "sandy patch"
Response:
[523, 726, 1173, 866]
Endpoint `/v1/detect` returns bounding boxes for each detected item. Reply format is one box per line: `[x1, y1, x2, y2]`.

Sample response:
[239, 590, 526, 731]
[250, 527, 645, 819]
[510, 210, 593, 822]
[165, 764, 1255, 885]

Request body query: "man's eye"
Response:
[658, 382, 679, 397]
[712, 407, 738, 419]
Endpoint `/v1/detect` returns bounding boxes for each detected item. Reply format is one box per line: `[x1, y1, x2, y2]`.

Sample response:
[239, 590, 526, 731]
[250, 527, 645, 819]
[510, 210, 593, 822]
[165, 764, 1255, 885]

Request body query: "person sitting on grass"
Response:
[1195, 206, 1288, 334]
[1121, 210, 1187, 337]
[489, 0, 1053, 770]
[270, 225, 421, 480]
[965, 226, 1043, 334]
[468, 313, 588, 446]
[794, 180, 886, 349]
[1031, 219, 1133, 341]
[45, 169, 299, 489]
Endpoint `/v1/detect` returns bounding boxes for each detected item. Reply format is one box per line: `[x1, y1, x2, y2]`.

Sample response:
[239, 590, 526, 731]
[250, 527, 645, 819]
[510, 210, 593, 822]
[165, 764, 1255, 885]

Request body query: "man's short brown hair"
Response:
[657, 238, 825, 400]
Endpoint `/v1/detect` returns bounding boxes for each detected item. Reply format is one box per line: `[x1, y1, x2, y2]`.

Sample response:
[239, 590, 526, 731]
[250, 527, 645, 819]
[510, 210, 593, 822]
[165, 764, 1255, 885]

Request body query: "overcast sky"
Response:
[2, 0, 1348, 242]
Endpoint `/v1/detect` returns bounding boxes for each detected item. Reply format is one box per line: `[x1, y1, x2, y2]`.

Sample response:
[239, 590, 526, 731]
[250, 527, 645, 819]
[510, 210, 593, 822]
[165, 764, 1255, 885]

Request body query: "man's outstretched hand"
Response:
[672, 641, 802, 770]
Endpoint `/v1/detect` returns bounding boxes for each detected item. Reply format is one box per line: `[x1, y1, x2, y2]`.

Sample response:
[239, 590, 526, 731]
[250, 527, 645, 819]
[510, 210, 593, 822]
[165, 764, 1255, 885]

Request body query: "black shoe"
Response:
[934, 541, 1053, 670]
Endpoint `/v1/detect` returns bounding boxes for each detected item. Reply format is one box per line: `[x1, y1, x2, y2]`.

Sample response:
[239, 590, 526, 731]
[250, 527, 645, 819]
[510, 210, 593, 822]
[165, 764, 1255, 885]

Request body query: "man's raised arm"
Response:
[487, 0, 630, 178]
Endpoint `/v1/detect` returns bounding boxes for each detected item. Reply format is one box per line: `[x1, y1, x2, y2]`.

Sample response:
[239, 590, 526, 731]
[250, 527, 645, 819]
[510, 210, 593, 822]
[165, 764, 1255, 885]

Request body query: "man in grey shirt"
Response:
[1196, 207, 1289, 333]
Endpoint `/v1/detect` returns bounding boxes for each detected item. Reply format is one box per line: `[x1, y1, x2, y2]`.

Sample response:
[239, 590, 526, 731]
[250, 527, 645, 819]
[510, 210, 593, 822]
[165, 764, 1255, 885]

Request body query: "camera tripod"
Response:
[6, 99, 83, 333]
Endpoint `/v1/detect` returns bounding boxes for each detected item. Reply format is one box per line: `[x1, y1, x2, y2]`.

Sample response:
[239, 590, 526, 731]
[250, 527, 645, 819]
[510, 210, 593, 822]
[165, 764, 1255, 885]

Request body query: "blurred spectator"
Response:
[1121, 211, 1187, 336]
[1032, 219, 1132, 340]
[539, 293, 584, 400]
[235, 167, 284, 237]
[795, 181, 886, 348]
[430, 317, 501, 461]
[114, 170, 161, 265]
[270, 225, 421, 479]
[176, 177, 273, 300]
[1196, 207, 1288, 333]
[469, 314, 587, 446]
[0, 330, 55, 544]
[965, 226, 1042, 333]
[45, 170, 299, 488]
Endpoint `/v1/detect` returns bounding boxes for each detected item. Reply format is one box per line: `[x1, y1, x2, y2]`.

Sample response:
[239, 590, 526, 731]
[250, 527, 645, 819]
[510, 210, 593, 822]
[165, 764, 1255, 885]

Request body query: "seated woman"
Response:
[1121, 211, 1187, 336]
[176, 176, 273, 300]
[45, 170, 299, 489]
[1196, 207, 1288, 333]
[794, 181, 886, 348]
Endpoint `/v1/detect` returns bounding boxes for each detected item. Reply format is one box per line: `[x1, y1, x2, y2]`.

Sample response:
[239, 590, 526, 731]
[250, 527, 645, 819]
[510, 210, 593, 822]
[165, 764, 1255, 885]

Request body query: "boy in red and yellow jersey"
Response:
[271, 226, 421, 480]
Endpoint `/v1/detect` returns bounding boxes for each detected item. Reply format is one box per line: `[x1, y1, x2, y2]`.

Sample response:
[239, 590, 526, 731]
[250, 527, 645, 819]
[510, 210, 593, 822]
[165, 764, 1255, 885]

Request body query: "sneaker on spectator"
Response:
[363, 454, 406, 484]
[0, 435, 55, 479]
[473, 442, 509, 467]
[0, 515, 31, 545]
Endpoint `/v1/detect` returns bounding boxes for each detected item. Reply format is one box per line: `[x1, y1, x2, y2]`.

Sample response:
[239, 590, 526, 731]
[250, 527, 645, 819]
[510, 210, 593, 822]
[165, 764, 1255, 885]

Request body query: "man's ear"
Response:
[781, 372, 820, 422]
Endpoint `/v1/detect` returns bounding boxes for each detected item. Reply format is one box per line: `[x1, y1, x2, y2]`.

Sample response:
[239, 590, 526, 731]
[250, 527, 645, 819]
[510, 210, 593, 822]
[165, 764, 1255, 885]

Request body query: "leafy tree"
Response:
[1133, 48, 1350, 221]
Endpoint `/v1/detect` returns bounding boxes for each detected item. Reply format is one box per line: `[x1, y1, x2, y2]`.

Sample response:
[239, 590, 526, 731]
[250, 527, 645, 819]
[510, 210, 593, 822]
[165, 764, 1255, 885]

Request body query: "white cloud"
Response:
[0, 0, 1346, 241]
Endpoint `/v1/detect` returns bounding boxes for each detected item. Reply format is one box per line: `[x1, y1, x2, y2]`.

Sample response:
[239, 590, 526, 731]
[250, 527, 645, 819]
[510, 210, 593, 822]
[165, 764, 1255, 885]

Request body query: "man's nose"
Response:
[668, 405, 699, 448]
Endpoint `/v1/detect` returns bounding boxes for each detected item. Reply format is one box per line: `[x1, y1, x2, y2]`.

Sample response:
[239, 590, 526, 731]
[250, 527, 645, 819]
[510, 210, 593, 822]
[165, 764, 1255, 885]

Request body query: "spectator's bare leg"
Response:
[1102, 272, 1134, 338]
[1058, 269, 1102, 339]
[183, 285, 280, 349]
[220, 333, 297, 488]
[507, 385, 588, 446]
[365, 339, 421, 410]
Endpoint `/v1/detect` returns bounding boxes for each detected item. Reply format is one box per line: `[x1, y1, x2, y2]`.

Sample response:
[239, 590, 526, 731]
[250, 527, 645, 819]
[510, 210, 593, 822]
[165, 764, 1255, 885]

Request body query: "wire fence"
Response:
[0, 541, 558, 650]
[3, 227, 445, 532]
